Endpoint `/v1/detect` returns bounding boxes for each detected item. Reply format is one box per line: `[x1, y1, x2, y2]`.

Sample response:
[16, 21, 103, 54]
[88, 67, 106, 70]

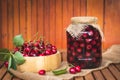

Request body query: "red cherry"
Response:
[69, 57, 74, 62]
[39, 46, 45, 50]
[52, 46, 56, 50]
[86, 44, 92, 50]
[45, 50, 51, 55]
[77, 48, 82, 53]
[46, 44, 52, 48]
[73, 42, 79, 47]
[39, 52, 46, 56]
[38, 70, 46, 75]
[34, 48, 39, 54]
[14, 47, 20, 52]
[52, 49, 57, 54]
[70, 46, 74, 50]
[34, 42, 39, 47]
[86, 39, 92, 43]
[72, 51, 77, 56]
[4, 61, 8, 67]
[92, 40, 96, 45]
[39, 54, 45, 56]
[77, 55, 82, 59]
[69, 67, 76, 74]
[23, 42, 28, 47]
[24, 47, 30, 53]
[88, 30, 94, 36]
[92, 48, 97, 53]
[75, 66, 81, 72]
[86, 52, 91, 57]
[80, 43, 85, 48]
[83, 33, 88, 38]
[23, 53, 28, 57]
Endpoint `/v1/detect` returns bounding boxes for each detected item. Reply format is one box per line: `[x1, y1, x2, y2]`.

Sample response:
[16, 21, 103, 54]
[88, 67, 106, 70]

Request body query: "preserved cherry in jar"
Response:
[66, 17, 103, 69]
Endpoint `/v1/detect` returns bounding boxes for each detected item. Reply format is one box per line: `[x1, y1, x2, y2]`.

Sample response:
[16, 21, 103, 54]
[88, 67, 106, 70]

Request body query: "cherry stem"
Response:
[32, 32, 39, 42]
[68, 63, 74, 67]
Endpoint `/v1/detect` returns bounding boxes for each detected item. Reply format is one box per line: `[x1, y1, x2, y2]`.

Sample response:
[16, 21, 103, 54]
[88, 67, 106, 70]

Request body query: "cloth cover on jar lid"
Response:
[66, 17, 104, 41]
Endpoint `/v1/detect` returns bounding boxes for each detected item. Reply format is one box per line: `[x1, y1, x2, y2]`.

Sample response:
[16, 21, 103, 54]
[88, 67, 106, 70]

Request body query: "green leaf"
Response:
[0, 48, 10, 53]
[8, 55, 17, 70]
[13, 34, 24, 47]
[0, 53, 10, 61]
[8, 57, 12, 70]
[13, 51, 25, 65]
[11, 56, 17, 70]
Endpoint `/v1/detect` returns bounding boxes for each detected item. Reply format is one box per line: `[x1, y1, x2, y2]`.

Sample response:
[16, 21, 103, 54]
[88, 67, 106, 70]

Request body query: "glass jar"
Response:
[66, 17, 102, 69]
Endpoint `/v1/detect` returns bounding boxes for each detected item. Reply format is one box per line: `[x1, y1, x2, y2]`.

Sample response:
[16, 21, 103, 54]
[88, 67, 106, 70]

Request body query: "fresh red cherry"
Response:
[52, 49, 57, 54]
[22, 53, 28, 57]
[4, 61, 8, 67]
[80, 43, 85, 48]
[86, 52, 91, 57]
[34, 42, 39, 47]
[52, 46, 56, 50]
[24, 47, 31, 53]
[14, 47, 20, 52]
[46, 44, 52, 48]
[39, 53, 45, 56]
[75, 66, 81, 72]
[45, 50, 52, 55]
[38, 70, 46, 75]
[77, 48, 82, 53]
[86, 44, 92, 50]
[88, 30, 94, 36]
[69, 67, 76, 74]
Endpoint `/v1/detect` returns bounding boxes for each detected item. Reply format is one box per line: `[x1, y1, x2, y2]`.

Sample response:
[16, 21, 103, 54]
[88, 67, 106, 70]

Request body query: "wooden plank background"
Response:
[0, 0, 120, 50]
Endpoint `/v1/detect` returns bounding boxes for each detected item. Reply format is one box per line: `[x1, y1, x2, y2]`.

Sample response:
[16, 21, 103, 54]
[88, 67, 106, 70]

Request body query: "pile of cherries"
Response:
[14, 40, 57, 57]
[67, 25, 102, 69]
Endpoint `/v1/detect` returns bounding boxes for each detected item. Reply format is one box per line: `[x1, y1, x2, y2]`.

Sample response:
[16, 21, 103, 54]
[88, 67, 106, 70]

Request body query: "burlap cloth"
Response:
[9, 45, 120, 80]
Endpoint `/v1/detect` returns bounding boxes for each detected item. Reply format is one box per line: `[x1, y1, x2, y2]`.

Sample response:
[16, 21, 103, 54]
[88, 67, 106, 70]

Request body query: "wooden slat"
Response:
[0, 61, 4, 68]
[1, 0, 8, 49]
[31, 0, 37, 39]
[62, 0, 73, 49]
[101, 68, 116, 80]
[8, 0, 14, 50]
[49, 0, 56, 45]
[0, 66, 7, 79]
[12, 77, 22, 80]
[115, 64, 120, 71]
[0, 0, 2, 48]
[0, 0, 120, 50]
[84, 73, 94, 80]
[93, 70, 105, 80]
[55, 0, 62, 48]
[13, 0, 20, 36]
[61, 50, 67, 61]
[104, 0, 120, 49]
[43, 0, 50, 42]
[2, 72, 12, 80]
[87, 0, 104, 28]
[80, 0, 87, 16]
[73, 0, 81, 16]
[108, 64, 120, 80]
[20, 0, 27, 41]
[75, 76, 84, 80]
[37, 0, 44, 39]
[26, 0, 32, 41]
[62, 0, 68, 49]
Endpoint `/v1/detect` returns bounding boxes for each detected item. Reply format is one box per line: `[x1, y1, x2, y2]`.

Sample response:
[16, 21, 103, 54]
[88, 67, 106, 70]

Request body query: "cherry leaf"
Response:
[13, 34, 24, 47]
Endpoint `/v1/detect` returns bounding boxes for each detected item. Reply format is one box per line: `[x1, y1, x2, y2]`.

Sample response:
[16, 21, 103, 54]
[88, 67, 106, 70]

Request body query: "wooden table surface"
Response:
[0, 61, 120, 80]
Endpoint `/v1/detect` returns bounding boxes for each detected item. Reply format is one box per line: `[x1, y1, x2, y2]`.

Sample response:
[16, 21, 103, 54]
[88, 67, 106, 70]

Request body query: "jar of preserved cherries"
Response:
[66, 17, 103, 69]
